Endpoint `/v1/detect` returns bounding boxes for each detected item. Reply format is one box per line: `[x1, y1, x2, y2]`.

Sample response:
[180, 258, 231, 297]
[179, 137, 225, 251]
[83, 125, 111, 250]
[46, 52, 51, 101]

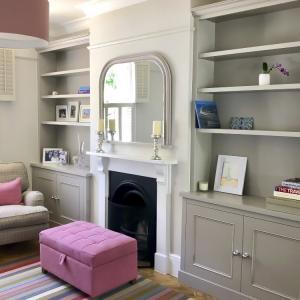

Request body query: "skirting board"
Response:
[155, 253, 181, 278]
[178, 270, 254, 300]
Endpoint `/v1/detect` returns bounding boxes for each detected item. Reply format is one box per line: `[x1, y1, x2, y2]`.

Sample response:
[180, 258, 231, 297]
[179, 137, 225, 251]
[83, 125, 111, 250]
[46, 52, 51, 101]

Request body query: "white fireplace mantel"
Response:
[88, 151, 178, 274]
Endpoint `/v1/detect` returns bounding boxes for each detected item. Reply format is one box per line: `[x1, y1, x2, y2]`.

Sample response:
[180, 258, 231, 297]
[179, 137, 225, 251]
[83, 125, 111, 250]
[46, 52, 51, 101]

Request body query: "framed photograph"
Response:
[56, 105, 68, 122]
[79, 105, 91, 123]
[58, 150, 68, 165]
[214, 155, 247, 195]
[67, 102, 79, 122]
[43, 148, 62, 164]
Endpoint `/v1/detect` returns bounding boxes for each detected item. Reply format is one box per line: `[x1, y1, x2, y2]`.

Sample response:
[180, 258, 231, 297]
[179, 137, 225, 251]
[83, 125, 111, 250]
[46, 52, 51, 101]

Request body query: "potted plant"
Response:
[259, 62, 289, 85]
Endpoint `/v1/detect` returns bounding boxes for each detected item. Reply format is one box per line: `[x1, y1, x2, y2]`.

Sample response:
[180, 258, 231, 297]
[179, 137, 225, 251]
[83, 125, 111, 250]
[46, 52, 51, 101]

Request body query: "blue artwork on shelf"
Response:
[195, 100, 220, 129]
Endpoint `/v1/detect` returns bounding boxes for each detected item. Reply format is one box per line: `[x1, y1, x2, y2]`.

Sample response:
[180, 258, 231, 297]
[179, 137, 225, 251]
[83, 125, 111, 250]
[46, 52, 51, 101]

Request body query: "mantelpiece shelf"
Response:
[197, 129, 300, 138]
[198, 84, 300, 93]
[199, 41, 300, 61]
[41, 68, 90, 77]
[42, 94, 90, 99]
[41, 121, 90, 127]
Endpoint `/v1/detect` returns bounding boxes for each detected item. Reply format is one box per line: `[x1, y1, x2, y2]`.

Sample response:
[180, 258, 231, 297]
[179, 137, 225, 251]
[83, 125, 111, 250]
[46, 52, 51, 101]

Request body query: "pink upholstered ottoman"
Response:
[39, 221, 138, 297]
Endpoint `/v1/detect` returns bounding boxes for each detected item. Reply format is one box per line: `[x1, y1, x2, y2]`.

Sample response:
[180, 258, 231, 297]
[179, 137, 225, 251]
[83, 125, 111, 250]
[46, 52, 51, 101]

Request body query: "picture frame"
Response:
[67, 102, 79, 122]
[43, 148, 63, 164]
[56, 105, 68, 122]
[214, 155, 247, 195]
[58, 150, 68, 165]
[79, 105, 91, 123]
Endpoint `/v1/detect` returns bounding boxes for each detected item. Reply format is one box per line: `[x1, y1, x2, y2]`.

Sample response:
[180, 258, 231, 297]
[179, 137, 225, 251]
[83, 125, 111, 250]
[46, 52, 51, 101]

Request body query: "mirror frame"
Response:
[99, 52, 172, 145]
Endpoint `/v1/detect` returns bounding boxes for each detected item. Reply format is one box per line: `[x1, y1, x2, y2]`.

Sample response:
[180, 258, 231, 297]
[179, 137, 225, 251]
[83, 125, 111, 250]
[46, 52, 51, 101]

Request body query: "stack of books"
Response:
[78, 86, 90, 94]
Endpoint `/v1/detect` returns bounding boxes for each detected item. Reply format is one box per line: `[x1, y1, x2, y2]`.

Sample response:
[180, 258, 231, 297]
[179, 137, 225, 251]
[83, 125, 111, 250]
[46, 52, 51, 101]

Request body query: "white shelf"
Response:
[41, 68, 90, 77]
[199, 41, 300, 61]
[197, 128, 300, 138]
[198, 84, 300, 93]
[192, 0, 300, 21]
[41, 121, 90, 127]
[42, 94, 90, 99]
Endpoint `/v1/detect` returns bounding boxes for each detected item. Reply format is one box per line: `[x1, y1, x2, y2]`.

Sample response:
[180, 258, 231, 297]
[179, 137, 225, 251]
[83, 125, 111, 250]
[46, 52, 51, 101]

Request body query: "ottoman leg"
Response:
[41, 268, 48, 274]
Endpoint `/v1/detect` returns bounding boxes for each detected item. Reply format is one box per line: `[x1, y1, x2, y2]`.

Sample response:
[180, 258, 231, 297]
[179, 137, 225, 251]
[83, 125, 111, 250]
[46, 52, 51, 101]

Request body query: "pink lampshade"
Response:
[0, 0, 49, 48]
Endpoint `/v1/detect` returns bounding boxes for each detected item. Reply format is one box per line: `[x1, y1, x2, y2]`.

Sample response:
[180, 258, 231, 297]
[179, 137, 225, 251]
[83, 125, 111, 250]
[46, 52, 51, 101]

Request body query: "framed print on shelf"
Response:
[56, 105, 68, 122]
[79, 105, 91, 123]
[67, 102, 79, 122]
[214, 155, 247, 195]
[43, 148, 62, 164]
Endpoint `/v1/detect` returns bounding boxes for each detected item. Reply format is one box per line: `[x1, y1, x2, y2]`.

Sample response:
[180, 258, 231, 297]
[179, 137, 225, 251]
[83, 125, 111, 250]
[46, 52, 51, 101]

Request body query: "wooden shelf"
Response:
[41, 121, 90, 127]
[199, 41, 300, 61]
[42, 94, 90, 99]
[198, 84, 300, 93]
[41, 68, 90, 77]
[197, 128, 300, 138]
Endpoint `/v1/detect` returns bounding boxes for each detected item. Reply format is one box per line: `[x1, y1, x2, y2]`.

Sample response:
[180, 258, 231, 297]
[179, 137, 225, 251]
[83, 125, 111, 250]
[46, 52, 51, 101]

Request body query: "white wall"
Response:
[0, 49, 39, 181]
[89, 0, 193, 274]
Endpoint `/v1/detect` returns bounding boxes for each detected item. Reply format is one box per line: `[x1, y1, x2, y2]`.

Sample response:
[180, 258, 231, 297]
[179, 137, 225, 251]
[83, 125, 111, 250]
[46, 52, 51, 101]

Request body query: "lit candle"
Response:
[109, 119, 116, 131]
[98, 118, 104, 132]
[152, 121, 162, 136]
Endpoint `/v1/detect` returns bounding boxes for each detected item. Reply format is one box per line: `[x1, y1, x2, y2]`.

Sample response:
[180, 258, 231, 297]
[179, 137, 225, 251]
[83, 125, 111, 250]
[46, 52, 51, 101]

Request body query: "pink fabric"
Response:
[0, 177, 22, 205]
[40, 221, 138, 297]
[39, 221, 137, 267]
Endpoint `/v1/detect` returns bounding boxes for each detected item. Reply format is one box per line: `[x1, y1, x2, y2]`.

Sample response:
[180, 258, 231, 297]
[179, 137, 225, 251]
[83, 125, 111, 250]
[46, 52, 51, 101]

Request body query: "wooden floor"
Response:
[0, 240, 215, 300]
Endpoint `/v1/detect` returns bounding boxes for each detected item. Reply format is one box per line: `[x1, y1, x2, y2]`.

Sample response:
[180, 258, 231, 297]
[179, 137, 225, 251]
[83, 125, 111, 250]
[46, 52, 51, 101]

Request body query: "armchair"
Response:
[0, 162, 49, 246]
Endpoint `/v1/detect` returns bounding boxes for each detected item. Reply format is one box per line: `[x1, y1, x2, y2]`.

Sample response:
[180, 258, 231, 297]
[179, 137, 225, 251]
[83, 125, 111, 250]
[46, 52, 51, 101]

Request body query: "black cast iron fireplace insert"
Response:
[108, 171, 157, 267]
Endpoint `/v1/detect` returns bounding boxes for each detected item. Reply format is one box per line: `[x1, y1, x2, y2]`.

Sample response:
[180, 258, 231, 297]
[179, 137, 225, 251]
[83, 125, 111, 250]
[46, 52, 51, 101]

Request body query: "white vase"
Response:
[259, 73, 270, 85]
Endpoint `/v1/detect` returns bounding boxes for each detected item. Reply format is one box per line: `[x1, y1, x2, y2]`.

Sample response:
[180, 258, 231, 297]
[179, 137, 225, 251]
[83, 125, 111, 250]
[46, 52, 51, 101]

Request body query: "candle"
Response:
[98, 118, 104, 132]
[152, 121, 162, 136]
[109, 119, 116, 131]
[199, 181, 209, 192]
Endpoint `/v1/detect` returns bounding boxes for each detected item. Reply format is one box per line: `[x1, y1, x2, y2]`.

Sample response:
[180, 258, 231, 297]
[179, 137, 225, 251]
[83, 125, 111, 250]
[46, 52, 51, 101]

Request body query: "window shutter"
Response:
[135, 62, 150, 103]
[0, 49, 15, 101]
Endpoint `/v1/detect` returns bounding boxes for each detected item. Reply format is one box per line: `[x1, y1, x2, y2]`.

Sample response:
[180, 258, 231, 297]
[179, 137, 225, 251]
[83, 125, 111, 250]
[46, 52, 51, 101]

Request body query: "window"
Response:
[0, 49, 15, 101]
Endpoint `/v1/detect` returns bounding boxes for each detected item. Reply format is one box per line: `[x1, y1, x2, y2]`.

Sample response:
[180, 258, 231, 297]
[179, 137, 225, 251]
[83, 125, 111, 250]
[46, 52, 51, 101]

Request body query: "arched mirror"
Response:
[99, 52, 172, 145]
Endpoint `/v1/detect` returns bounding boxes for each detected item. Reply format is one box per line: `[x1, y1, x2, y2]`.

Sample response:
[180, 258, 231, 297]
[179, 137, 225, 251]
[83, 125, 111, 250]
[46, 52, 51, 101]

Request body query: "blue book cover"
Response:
[195, 100, 220, 129]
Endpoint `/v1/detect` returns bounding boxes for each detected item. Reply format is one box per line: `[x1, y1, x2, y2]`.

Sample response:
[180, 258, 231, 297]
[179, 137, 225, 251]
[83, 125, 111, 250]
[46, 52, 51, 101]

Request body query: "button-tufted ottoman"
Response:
[39, 221, 138, 297]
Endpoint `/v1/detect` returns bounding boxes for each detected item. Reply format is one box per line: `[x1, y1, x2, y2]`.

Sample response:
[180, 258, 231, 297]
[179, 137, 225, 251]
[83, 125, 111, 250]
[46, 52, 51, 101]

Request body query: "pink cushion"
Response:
[39, 221, 137, 267]
[0, 177, 22, 205]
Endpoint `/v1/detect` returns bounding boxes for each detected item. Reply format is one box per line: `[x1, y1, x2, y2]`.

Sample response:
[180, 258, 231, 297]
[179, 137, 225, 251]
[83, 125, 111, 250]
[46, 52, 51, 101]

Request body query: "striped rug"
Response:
[0, 257, 188, 300]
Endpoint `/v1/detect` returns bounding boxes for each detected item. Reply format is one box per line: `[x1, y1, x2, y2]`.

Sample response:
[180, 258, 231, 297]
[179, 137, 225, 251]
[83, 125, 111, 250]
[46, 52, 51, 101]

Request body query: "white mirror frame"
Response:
[99, 52, 172, 145]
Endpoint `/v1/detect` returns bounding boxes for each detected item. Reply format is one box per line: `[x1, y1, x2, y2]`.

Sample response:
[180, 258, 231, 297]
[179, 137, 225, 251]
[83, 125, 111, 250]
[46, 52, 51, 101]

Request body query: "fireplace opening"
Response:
[108, 171, 157, 267]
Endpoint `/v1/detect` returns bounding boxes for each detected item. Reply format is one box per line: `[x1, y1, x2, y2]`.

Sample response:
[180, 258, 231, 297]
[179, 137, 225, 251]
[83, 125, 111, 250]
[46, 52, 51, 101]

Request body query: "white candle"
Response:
[152, 121, 162, 136]
[109, 119, 116, 131]
[199, 181, 209, 192]
[98, 119, 104, 132]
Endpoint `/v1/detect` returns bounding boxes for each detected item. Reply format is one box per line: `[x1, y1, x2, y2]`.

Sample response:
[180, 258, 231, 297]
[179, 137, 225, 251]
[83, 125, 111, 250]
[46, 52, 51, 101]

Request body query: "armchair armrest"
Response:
[23, 191, 45, 207]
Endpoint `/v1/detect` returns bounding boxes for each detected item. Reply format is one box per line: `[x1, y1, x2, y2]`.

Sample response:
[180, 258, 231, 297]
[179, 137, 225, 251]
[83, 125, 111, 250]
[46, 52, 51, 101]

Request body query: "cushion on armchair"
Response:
[0, 177, 22, 205]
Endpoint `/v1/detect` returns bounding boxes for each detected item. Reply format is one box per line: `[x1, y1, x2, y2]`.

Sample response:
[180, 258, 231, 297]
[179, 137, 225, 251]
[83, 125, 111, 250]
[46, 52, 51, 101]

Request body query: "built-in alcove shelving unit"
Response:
[38, 34, 90, 163]
[191, 0, 300, 197]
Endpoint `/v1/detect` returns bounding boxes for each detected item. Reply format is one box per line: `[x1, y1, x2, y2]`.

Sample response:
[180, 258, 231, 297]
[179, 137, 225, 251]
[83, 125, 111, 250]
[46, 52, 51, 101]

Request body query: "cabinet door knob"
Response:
[242, 252, 251, 259]
[232, 250, 241, 256]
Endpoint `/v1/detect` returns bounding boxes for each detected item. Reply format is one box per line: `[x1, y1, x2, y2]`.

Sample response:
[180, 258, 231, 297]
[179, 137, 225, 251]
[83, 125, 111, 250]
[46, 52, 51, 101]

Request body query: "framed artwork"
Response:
[56, 105, 68, 122]
[58, 150, 68, 165]
[67, 102, 79, 122]
[79, 105, 91, 123]
[43, 148, 62, 164]
[214, 155, 247, 195]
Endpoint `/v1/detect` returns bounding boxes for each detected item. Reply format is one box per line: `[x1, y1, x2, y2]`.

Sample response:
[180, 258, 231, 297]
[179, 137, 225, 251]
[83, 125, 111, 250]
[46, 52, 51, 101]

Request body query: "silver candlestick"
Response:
[96, 131, 105, 153]
[109, 130, 116, 142]
[151, 134, 162, 160]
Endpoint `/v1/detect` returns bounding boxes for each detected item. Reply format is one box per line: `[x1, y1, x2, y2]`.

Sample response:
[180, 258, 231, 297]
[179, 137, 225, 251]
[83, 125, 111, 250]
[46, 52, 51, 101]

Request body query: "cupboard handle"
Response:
[232, 250, 241, 256]
[242, 252, 251, 259]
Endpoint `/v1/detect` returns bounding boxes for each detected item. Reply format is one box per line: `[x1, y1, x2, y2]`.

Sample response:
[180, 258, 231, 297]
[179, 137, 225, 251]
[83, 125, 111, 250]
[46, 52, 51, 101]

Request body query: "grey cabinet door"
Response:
[185, 203, 243, 291]
[32, 168, 57, 221]
[242, 217, 300, 300]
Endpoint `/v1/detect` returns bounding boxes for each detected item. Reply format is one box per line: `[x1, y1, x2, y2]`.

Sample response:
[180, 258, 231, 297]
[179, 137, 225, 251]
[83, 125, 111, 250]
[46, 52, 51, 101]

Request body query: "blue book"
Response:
[195, 100, 220, 129]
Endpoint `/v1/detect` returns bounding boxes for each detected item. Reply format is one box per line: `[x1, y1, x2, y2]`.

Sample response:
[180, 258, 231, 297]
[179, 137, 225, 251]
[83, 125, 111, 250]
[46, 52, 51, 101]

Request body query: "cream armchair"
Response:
[0, 162, 49, 246]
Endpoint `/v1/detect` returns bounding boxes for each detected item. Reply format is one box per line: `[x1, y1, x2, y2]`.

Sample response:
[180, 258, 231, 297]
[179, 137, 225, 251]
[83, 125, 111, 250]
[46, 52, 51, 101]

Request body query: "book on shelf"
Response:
[275, 185, 300, 195]
[273, 191, 300, 201]
[266, 197, 300, 209]
[78, 86, 90, 94]
[194, 100, 220, 129]
[282, 178, 300, 189]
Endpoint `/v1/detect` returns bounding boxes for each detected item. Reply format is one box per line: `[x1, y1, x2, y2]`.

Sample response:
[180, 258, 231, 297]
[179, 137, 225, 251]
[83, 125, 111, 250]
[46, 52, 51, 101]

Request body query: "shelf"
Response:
[42, 94, 90, 99]
[41, 121, 90, 127]
[41, 68, 90, 77]
[197, 128, 300, 138]
[198, 84, 300, 93]
[199, 41, 300, 61]
[192, 0, 300, 21]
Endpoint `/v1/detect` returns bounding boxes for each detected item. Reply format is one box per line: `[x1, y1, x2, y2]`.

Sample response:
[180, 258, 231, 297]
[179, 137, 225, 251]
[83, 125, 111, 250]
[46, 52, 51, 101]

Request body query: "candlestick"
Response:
[98, 118, 104, 132]
[151, 134, 162, 160]
[152, 121, 162, 136]
[96, 131, 105, 153]
[109, 130, 116, 142]
[109, 119, 116, 132]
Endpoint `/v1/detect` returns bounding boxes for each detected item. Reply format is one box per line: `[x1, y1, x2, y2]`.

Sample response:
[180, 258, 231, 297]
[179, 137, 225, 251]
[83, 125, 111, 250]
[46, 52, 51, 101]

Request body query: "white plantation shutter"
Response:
[0, 49, 15, 101]
[135, 62, 150, 103]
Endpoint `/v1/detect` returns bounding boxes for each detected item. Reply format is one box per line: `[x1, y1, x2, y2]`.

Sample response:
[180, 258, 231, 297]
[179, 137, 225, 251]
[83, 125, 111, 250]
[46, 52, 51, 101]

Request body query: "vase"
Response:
[259, 73, 270, 85]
